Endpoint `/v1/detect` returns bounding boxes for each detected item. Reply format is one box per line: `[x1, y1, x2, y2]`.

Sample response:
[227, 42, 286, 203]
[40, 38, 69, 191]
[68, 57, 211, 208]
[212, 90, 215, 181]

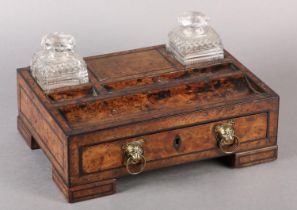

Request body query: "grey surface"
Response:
[0, 0, 297, 209]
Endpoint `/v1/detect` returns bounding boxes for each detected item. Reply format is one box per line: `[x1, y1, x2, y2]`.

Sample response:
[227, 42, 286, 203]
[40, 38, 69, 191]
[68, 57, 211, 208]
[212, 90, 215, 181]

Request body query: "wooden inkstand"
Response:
[17, 45, 279, 202]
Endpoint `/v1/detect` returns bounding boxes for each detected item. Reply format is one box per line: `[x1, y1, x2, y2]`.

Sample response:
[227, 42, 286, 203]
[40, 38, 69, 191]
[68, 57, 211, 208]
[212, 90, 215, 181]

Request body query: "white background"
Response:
[0, 0, 297, 209]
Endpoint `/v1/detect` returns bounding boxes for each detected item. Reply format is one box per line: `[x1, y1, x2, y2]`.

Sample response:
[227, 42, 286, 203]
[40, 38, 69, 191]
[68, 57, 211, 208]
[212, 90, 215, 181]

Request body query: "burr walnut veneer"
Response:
[17, 45, 279, 202]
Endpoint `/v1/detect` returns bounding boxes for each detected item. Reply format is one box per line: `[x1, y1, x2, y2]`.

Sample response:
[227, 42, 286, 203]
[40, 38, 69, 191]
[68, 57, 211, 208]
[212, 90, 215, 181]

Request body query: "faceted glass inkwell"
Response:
[31, 32, 89, 93]
[167, 11, 224, 66]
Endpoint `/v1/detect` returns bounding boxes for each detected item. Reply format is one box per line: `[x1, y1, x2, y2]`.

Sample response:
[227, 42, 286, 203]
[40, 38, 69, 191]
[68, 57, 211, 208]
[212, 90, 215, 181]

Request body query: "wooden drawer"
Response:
[80, 112, 268, 175]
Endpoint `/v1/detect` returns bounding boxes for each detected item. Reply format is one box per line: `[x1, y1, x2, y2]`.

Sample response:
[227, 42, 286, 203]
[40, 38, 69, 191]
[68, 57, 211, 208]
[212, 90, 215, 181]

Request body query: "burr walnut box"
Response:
[17, 45, 279, 202]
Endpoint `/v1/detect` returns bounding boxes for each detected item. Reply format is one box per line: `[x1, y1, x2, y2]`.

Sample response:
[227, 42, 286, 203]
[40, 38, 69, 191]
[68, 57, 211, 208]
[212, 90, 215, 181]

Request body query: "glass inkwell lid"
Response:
[31, 32, 89, 93]
[167, 11, 224, 66]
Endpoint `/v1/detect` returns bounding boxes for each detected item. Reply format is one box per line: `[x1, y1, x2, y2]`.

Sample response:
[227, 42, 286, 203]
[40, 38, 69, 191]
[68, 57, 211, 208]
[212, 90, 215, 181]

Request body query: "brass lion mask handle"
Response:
[122, 140, 146, 175]
[215, 120, 240, 154]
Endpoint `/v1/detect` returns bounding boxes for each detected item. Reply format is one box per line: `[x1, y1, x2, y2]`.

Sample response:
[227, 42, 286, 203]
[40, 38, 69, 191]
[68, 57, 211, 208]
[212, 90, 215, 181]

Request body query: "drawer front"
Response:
[80, 112, 268, 175]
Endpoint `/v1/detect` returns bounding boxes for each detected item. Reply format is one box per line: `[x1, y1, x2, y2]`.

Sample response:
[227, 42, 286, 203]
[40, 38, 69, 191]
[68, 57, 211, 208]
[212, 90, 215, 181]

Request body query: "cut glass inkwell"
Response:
[167, 11, 224, 66]
[31, 32, 89, 93]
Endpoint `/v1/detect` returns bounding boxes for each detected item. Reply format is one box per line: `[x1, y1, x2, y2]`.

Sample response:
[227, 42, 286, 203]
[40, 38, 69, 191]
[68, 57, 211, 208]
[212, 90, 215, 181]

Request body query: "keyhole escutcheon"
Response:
[173, 135, 182, 150]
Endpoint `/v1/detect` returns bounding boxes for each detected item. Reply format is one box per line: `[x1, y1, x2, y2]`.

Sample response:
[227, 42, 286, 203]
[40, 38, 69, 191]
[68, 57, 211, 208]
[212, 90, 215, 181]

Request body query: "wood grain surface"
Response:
[17, 45, 279, 202]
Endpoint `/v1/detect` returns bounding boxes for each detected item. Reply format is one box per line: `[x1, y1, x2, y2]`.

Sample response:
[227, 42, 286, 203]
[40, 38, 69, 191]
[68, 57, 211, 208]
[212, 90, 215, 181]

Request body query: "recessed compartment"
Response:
[48, 85, 98, 102]
[59, 74, 264, 128]
[102, 62, 239, 91]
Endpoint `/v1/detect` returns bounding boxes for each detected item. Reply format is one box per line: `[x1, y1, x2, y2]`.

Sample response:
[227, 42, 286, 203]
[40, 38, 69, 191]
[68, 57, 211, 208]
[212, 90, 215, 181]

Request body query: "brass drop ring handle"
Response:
[126, 155, 146, 175]
[215, 120, 240, 154]
[218, 135, 240, 154]
[122, 140, 146, 175]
